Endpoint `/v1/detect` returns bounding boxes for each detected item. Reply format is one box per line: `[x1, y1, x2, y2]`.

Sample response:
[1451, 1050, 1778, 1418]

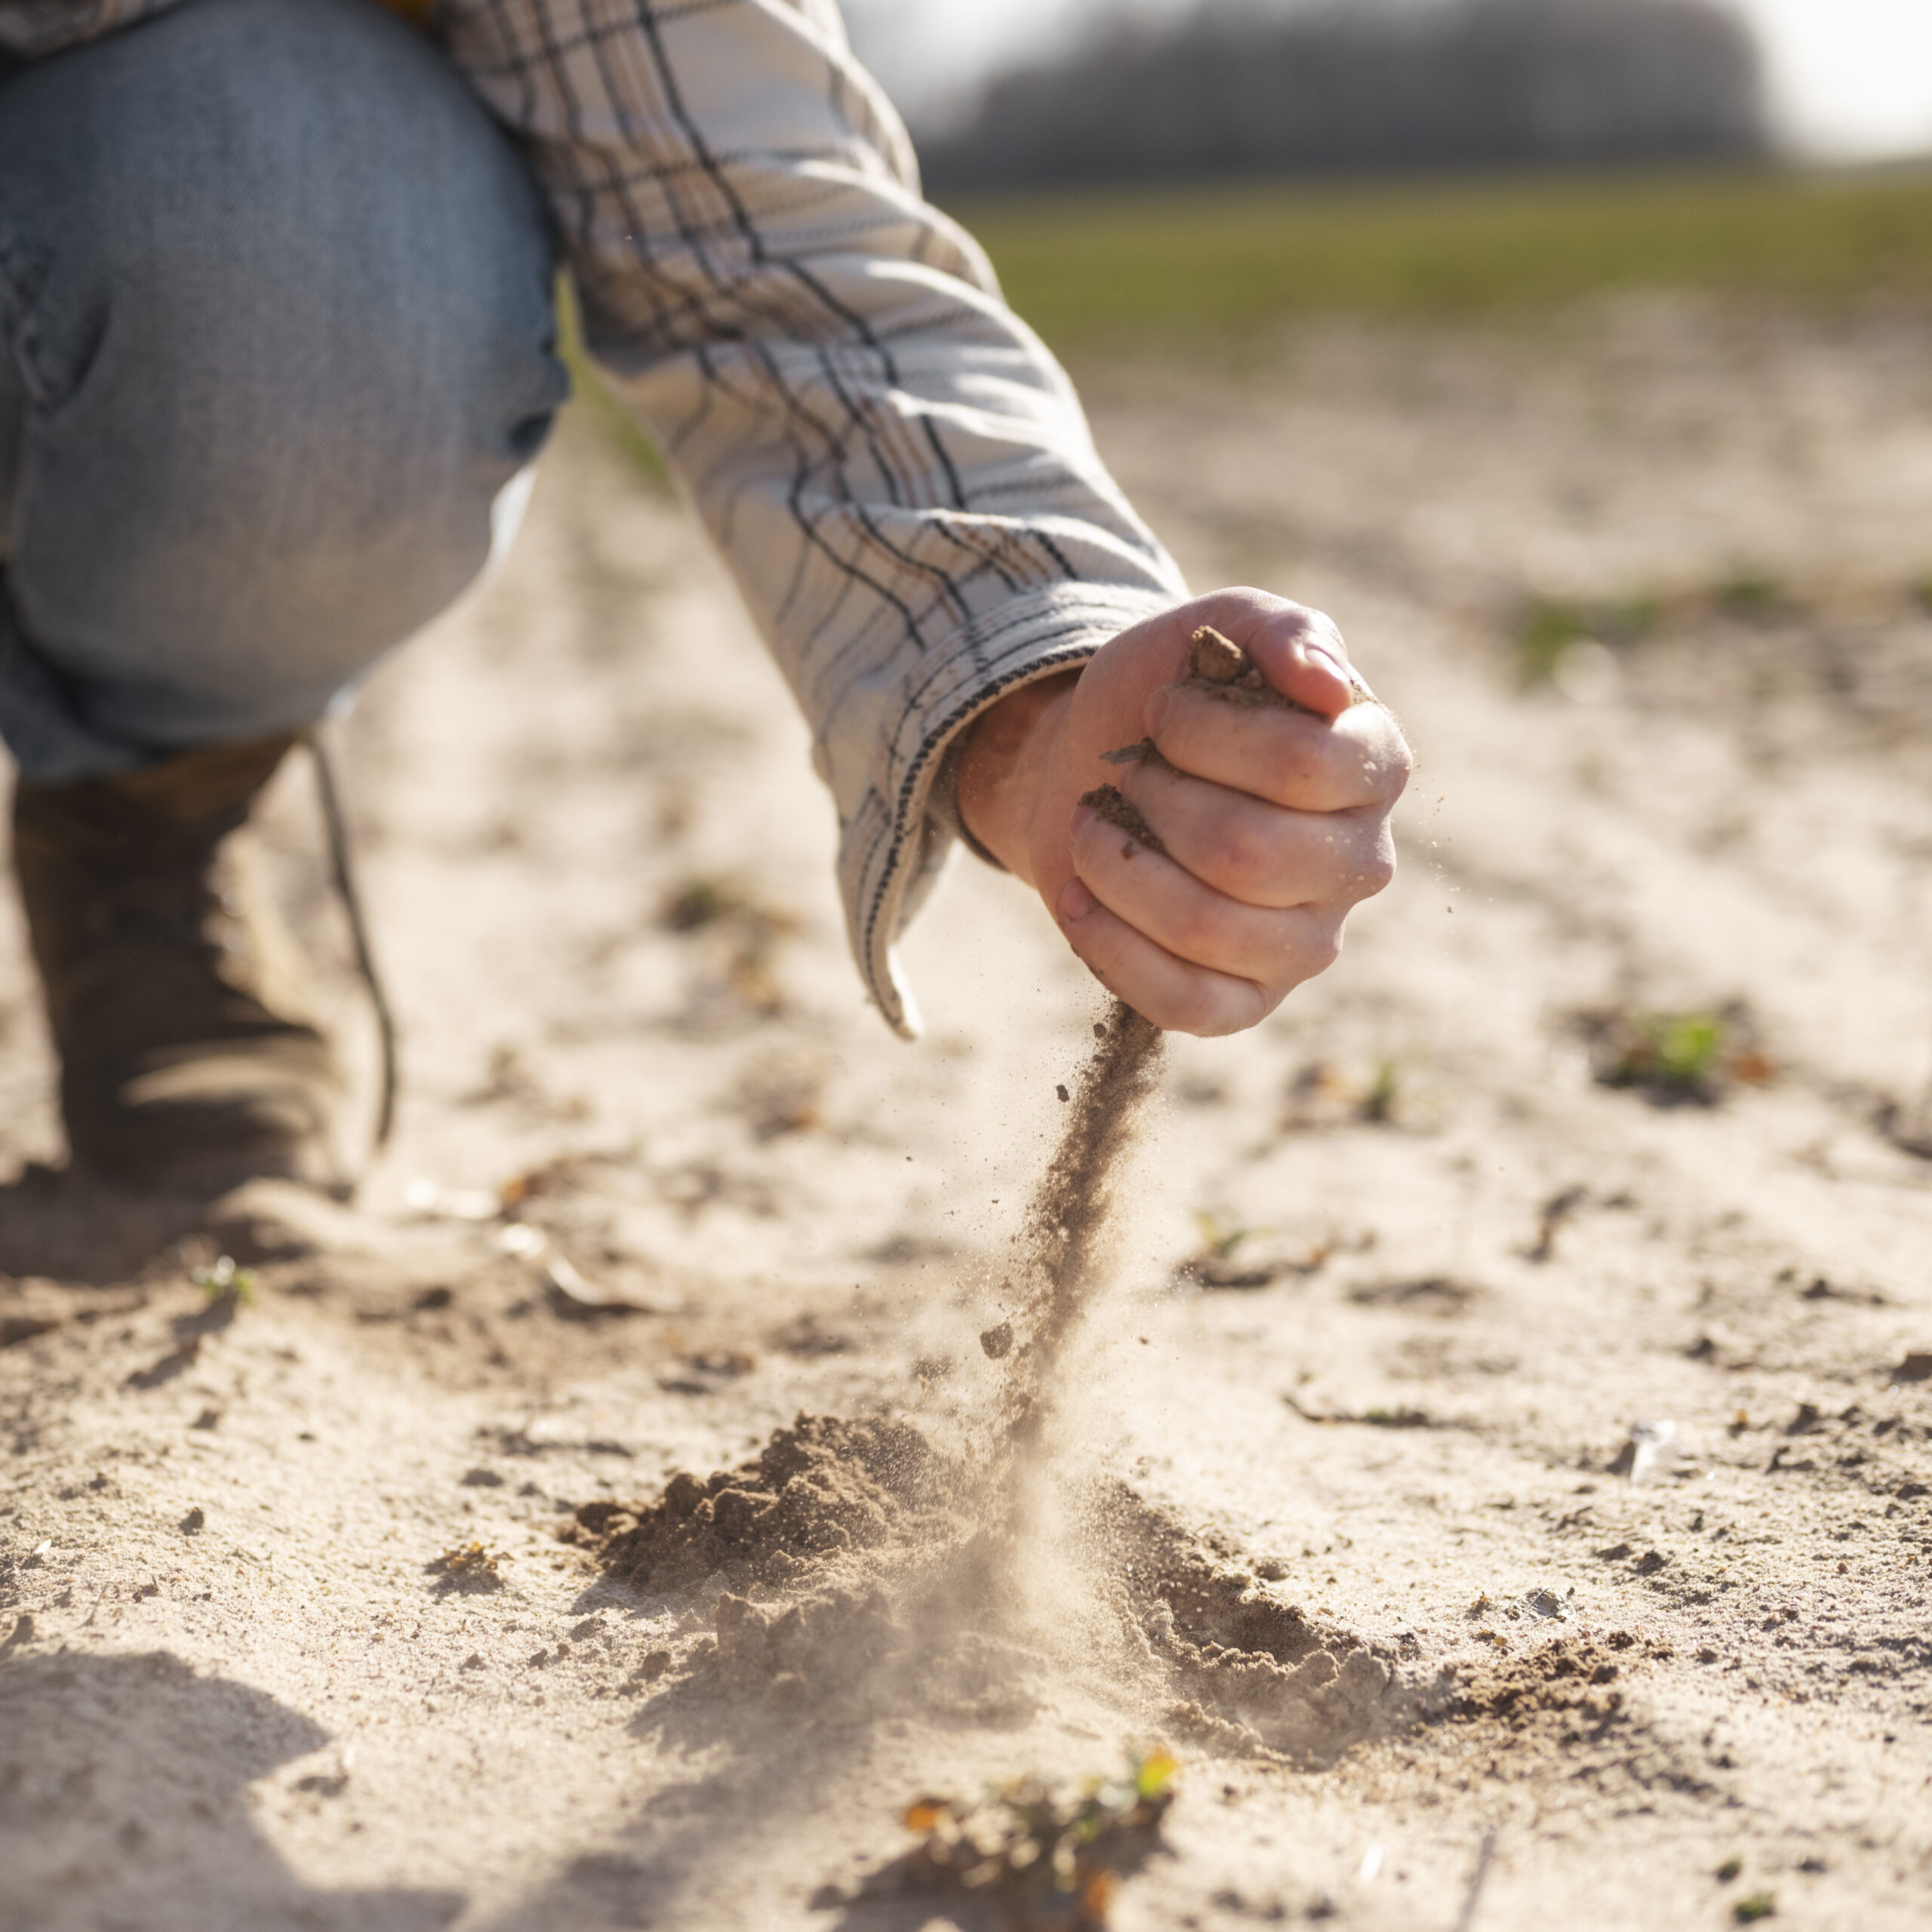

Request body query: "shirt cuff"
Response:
[838, 583, 1176, 1038]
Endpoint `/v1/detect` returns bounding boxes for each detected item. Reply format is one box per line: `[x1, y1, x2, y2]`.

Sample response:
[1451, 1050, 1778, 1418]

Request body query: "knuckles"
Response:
[1291, 923, 1344, 980]
[1352, 838, 1398, 900]
[1162, 982, 1224, 1035]
[1352, 712, 1415, 800]
[1194, 814, 1273, 894]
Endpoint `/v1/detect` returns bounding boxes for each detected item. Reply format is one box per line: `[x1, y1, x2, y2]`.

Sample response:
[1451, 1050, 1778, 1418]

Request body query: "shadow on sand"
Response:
[0, 1647, 463, 1932]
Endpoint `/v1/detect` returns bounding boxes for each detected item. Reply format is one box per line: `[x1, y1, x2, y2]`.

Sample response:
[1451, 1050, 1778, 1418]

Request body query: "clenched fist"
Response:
[956, 587, 1411, 1035]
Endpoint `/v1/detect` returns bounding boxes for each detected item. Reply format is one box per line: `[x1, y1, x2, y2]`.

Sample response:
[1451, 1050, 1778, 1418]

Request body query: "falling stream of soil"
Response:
[998, 996, 1165, 1441]
[570, 626, 1405, 1793]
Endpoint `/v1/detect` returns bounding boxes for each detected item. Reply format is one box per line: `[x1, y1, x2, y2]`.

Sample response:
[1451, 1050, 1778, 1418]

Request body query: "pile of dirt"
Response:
[574, 1419, 1050, 1720]
[568, 1413, 949, 1591]
[578, 1420, 1407, 1759]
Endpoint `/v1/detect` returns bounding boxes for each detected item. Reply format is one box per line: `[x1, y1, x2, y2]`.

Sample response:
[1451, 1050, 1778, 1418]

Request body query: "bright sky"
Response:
[1746, 0, 1932, 157]
[849, 0, 1932, 160]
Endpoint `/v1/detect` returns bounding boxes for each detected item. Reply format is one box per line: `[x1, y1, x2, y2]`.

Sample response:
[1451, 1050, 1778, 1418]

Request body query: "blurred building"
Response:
[919, 0, 1770, 190]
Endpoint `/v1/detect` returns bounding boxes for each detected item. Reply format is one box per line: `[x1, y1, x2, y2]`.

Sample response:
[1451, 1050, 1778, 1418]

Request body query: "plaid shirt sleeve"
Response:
[439, 0, 1187, 1034]
[0, 0, 1189, 1035]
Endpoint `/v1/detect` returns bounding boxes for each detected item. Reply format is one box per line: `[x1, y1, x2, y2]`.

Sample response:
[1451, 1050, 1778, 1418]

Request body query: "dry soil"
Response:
[3, 294, 1930, 1931]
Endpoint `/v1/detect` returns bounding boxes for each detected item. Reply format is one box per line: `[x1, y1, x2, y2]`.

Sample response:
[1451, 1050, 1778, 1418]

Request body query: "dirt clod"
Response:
[1179, 624, 1318, 713]
[980, 1320, 1014, 1359]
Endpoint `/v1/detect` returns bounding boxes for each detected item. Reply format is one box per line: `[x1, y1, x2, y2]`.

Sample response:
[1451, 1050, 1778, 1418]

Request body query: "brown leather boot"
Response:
[11, 735, 344, 1193]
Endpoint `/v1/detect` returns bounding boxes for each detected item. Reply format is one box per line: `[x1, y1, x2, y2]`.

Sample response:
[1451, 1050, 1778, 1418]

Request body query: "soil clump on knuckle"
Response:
[1078, 783, 1168, 856]
[1178, 622, 1321, 713]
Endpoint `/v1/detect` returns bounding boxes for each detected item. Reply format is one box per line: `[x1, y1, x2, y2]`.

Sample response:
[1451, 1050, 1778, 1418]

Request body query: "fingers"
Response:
[1143, 681, 1410, 814]
[1117, 762, 1397, 910]
[1069, 802, 1349, 986]
[1055, 878, 1278, 1037]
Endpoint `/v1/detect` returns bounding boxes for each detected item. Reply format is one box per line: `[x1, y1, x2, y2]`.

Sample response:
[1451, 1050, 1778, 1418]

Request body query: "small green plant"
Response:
[1359, 1059, 1400, 1124]
[1597, 595, 1661, 644]
[1715, 1857, 1743, 1882]
[1651, 1013, 1724, 1088]
[1518, 599, 1592, 683]
[1515, 595, 1657, 684]
[1587, 1006, 1768, 1104]
[1189, 1209, 1254, 1263]
[1734, 1892, 1776, 1924]
[191, 1256, 257, 1308]
[1180, 1211, 1276, 1291]
[660, 875, 735, 931]
[891, 1750, 1177, 1927]
[1715, 571, 1783, 620]
[659, 875, 799, 1016]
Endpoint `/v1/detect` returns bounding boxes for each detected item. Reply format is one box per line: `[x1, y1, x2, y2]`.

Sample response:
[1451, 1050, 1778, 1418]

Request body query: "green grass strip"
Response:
[940, 165, 1932, 345]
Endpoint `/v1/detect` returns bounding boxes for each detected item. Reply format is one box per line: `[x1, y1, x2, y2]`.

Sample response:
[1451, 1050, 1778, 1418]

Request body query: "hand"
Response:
[955, 587, 1410, 1035]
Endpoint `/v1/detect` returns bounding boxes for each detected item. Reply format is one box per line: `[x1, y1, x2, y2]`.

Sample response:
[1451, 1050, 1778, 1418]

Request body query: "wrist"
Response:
[955, 669, 1079, 885]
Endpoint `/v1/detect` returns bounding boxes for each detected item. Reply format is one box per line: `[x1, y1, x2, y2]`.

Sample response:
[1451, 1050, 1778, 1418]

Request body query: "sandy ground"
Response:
[3, 295, 1931, 1931]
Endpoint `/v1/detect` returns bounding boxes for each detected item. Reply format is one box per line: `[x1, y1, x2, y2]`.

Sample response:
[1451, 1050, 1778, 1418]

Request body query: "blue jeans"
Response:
[0, 0, 568, 782]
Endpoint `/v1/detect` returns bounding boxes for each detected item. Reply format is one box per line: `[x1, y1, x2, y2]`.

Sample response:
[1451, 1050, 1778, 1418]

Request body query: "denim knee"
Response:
[0, 0, 567, 776]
